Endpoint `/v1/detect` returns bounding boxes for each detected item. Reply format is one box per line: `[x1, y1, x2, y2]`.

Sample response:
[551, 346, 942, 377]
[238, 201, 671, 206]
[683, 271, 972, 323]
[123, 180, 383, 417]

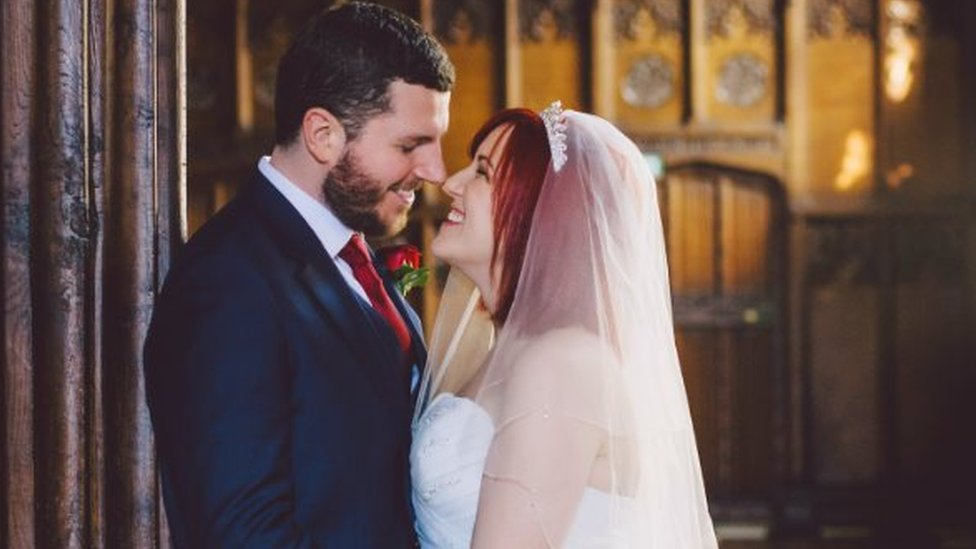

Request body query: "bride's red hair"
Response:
[469, 108, 551, 324]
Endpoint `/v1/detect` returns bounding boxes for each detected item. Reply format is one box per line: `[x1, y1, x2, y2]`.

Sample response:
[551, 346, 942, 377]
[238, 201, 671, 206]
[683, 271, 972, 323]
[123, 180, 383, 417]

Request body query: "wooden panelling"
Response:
[891, 221, 975, 495]
[423, 0, 504, 327]
[722, 180, 773, 293]
[878, 2, 970, 197]
[1, 0, 37, 546]
[789, 0, 877, 198]
[664, 164, 789, 520]
[698, 0, 779, 126]
[246, 0, 332, 134]
[509, 0, 586, 111]
[676, 330, 722, 492]
[602, 0, 686, 129]
[805, 222, 882, 485]
[667, 177, 718, 295]
[186, 0, 236, 144]
[800, 214, 976, 526]
[33, 2, 91, 543]
[428, 0, 502, 174]
[0, 0, 184, 546]
[809, 284, 882, 484]
[728, 329, 775, 497]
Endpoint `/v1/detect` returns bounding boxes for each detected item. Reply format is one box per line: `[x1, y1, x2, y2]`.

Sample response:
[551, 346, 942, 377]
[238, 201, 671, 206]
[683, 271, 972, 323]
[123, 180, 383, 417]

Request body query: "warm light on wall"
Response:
[884, 0, 923, 103]
[834, 130, 872, 191]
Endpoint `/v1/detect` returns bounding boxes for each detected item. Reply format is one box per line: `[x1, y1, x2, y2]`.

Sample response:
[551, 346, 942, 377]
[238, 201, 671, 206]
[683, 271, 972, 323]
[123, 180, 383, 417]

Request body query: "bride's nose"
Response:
[440, 169, 466, 199]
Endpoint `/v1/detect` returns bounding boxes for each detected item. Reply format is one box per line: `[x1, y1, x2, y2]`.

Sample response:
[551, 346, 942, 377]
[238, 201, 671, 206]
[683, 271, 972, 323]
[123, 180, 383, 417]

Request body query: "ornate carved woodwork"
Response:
[434, 0, 496, 45]
[707, 0, 777, 39]
[519, 0, 578, 42]
[800, 212, 976, 529]
[613, 0, 683, 40]
[808, 0, 875, 39]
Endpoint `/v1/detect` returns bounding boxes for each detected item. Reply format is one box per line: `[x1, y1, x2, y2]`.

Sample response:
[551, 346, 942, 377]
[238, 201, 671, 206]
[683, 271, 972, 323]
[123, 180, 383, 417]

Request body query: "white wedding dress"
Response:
[411, 393, 630, 548]
[411, 108, 718, 549]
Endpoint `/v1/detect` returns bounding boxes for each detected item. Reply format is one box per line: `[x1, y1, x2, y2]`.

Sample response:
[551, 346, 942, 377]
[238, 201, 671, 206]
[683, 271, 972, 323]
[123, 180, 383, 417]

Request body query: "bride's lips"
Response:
[443, 207, 465, 226]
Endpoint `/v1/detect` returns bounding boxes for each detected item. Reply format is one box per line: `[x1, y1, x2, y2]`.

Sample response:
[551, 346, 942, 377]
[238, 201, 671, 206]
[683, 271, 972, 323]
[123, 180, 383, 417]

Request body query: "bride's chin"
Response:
[429, 237, 452, 264]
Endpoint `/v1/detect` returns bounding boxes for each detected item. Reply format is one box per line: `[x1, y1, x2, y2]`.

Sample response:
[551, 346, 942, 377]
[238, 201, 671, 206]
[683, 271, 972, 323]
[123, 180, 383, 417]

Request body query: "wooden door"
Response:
[661, 162, 789, 523]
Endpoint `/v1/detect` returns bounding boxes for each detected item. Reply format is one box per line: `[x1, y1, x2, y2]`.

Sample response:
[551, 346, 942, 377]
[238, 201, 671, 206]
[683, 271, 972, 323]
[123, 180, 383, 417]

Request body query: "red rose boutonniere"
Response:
[379, 245, 429, 297]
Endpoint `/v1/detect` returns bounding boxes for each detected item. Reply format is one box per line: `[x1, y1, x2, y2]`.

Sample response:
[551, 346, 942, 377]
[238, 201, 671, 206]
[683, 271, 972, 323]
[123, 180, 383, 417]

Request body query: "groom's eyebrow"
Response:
[399, 135, 435, 146]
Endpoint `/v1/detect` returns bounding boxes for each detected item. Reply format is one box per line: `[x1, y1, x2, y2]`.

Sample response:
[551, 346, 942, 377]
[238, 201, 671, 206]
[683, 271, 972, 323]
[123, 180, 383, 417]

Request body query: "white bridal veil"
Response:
[414, 106, 718, 548]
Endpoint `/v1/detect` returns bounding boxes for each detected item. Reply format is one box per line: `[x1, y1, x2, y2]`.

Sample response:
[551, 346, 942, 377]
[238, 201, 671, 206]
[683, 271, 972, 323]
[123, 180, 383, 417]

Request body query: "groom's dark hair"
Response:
[274, 2, 455, 145]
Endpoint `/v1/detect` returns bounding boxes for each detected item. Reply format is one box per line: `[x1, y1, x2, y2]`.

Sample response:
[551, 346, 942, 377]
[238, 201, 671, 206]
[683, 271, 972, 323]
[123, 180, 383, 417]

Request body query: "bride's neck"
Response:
[467, 267, 498, 322]
[471, 274, 501, 324]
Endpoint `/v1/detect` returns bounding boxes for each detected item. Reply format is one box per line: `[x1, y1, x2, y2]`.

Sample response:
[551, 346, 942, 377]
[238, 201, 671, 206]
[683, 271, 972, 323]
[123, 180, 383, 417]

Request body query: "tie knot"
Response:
[339, 234, 371, 268]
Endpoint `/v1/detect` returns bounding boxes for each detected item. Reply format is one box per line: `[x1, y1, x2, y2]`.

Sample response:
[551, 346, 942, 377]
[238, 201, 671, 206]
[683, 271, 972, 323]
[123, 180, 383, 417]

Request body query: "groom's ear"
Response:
[301, 107, 347, 167]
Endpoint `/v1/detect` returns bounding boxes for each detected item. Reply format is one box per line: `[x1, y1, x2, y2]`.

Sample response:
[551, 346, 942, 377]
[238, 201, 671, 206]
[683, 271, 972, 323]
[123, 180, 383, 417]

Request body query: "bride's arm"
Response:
[470, 333, 608, 548]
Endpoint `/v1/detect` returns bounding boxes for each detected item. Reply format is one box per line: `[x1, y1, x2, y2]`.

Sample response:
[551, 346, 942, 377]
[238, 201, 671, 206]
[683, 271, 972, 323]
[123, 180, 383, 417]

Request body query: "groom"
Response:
[144, 3, 453, 547]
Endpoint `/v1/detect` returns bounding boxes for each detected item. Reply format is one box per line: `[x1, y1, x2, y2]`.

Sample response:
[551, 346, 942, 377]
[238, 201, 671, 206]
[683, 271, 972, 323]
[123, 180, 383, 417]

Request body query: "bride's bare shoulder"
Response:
[508, 327, 617, 387]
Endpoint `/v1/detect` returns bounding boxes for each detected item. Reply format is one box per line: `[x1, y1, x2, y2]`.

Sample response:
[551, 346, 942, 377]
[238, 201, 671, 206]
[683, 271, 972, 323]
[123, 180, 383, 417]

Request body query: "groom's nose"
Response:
[414, 141, 447, 185]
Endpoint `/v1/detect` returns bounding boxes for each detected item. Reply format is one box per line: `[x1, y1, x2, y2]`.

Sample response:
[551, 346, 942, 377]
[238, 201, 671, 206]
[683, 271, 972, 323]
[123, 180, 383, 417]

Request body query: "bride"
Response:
[411, 102, 718, 548]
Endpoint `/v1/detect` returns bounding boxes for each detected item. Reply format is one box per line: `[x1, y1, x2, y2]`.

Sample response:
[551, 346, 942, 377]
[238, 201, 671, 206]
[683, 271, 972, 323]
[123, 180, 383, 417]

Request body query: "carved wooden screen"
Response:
[660, 162, 789, 522]
[800, 212, 976, 528]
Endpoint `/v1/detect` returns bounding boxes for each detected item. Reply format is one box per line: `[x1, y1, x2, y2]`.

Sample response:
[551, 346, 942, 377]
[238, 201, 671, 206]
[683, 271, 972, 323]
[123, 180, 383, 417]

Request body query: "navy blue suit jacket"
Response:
[144, 171, 426, 548]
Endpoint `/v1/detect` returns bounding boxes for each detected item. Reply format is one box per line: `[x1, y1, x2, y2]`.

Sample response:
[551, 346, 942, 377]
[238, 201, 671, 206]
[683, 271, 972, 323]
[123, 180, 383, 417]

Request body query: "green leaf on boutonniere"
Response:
[393, 264, 429, 297]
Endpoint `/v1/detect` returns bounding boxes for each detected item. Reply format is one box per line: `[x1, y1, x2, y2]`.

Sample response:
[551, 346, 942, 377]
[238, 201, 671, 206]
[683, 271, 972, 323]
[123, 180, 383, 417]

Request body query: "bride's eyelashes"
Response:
[474, 155, 494, 181]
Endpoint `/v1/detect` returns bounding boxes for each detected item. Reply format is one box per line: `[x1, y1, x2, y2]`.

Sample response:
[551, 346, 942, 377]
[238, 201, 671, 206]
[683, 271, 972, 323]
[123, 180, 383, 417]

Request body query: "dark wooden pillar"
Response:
[1, 0, 184, 547]
[2, 0, 38, 547]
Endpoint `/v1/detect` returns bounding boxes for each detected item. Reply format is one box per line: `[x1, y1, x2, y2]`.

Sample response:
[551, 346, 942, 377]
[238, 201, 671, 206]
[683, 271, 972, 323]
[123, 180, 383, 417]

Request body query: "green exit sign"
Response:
[644, 153, 665, 179]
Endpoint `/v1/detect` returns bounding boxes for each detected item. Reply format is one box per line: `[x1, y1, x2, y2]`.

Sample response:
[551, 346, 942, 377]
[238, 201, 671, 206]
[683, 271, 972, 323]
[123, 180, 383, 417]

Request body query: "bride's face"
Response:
[431, 126, 510, 285]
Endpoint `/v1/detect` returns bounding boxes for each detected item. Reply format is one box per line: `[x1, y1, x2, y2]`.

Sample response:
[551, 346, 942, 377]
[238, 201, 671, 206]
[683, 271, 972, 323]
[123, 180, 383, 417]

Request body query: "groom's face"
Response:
[323, 81, 450, 237]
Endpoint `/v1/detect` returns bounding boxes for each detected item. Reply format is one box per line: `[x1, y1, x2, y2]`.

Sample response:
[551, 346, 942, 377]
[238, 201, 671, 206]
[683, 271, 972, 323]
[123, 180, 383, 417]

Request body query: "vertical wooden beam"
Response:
[591, 0, 615, 119]
[688, 0, 708, 123]
[505, 0, 522, 106]
[787, 0, 810, 195]
[2, 0, 184, 545]
[154, 1, 186, 544]
[87, 0, 107, 544]
[103, 0, 169, 545]
[34, 1, 91, 546]
[1, 0, 37, 546]
[235, 0, 254, 133]
[157, 0, 188, 274]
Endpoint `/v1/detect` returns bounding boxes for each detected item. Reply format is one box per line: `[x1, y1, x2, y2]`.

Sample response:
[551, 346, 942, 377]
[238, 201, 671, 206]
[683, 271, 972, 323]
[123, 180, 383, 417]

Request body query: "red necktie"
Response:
[339, 234, 412, 356]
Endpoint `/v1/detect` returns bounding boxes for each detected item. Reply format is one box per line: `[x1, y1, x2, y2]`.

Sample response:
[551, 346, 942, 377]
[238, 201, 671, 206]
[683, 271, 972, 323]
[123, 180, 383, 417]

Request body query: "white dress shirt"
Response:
[258, 156, 371, 304]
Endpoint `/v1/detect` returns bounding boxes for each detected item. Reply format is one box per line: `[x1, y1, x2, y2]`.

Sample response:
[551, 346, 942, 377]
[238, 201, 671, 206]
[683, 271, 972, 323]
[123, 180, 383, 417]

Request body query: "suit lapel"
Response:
[241, 171, 407, 407]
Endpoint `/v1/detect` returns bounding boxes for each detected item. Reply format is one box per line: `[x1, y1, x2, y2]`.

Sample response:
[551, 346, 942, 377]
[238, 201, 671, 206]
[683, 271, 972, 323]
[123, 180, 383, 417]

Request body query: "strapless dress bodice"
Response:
[411, 393, 629, 548]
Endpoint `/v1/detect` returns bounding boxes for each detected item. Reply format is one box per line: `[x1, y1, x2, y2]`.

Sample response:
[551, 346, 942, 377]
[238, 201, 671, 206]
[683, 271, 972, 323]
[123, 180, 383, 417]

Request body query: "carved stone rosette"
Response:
[716, 53, 770, 108]
[621, 55, 676, 108]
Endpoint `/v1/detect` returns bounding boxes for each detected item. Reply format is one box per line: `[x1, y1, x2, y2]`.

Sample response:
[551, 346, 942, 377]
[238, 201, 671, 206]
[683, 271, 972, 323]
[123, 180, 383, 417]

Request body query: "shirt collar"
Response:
[258, 156, 355, 259]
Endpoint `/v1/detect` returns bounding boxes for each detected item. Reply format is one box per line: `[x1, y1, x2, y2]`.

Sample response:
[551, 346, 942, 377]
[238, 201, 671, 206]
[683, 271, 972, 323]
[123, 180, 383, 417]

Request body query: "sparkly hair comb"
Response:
[540, 100, 567, 172]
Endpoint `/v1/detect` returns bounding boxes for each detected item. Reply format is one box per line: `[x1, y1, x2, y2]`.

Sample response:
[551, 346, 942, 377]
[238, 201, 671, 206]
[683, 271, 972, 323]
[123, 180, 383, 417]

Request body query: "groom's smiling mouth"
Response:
[388, 179, 421, 208]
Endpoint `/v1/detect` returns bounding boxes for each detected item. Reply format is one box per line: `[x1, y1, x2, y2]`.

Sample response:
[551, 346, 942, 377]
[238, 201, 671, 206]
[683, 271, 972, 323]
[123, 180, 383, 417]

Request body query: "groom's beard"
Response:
[322, 150, 410, 238]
